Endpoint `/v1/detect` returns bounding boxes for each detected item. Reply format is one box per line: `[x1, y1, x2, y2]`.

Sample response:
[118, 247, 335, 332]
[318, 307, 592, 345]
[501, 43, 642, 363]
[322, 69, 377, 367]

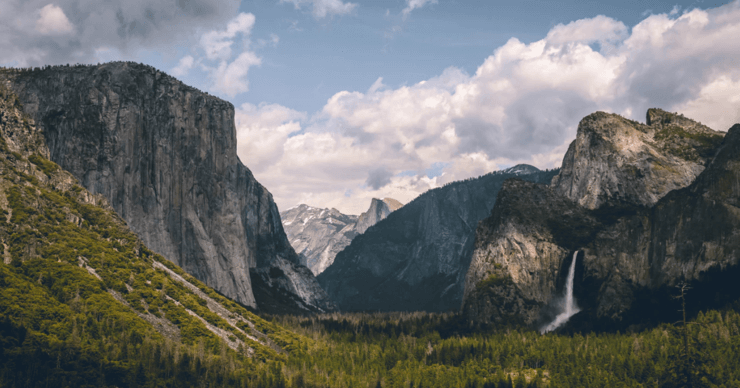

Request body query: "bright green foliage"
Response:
[28, 153, 59, 175]
[2, 83, 740, 387]
[0, 89, 298, 387]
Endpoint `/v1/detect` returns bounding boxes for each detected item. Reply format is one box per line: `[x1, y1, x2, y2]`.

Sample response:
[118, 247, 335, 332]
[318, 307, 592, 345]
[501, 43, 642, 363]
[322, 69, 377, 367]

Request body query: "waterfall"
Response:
[541, 251, 580, 334]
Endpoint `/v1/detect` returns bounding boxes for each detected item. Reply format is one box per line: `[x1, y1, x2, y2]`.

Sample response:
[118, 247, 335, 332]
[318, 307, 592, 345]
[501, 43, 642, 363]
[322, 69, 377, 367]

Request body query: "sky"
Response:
[2, 0, 740, 214]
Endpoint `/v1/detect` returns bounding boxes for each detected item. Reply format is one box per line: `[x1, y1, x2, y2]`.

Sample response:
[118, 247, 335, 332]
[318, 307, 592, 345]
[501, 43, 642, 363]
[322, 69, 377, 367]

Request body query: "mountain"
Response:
[0, 82, 308, 385]
[462, 109, 737, 330]
[281, 198, 402, 275]
[0, 63, 334, 314]
[4, 80, 740, 387]
[355, 198, 403, 234]
[317, 166, 559, 312]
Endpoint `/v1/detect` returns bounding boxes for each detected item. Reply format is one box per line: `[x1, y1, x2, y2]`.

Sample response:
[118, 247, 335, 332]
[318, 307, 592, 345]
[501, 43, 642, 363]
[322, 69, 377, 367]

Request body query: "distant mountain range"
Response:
[281, 198, 402, 275]
[317, 165, 558, 312]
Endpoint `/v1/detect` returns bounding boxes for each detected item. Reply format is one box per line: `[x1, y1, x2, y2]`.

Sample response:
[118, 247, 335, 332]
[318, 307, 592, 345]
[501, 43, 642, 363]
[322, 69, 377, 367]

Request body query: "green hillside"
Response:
[0, 82, 303, 387]
[2, 82, 740, 388]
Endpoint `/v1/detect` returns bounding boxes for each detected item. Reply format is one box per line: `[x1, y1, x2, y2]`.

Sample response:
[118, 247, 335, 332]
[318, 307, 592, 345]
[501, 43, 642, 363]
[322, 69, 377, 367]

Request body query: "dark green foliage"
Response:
[2, 83, 740, 387]
[267, 308, 740, 387]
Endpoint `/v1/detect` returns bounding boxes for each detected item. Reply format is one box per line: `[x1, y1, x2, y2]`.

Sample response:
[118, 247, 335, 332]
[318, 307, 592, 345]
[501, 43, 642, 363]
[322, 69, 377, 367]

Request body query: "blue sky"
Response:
[2, 0, 739, 213]
[179, 0, 716, 113]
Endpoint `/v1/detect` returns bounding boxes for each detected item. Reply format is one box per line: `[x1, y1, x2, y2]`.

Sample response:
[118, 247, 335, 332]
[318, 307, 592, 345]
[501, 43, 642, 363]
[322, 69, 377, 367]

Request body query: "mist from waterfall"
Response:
[541, 251, 580, 334]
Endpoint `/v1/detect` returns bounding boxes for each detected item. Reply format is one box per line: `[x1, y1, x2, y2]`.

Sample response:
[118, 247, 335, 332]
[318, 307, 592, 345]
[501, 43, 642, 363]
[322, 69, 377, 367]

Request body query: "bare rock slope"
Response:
[318, 165, 558, 312]
[463, 110, 735, 330]
[280, 198, 402, 275]
[0, 63, 334, 314]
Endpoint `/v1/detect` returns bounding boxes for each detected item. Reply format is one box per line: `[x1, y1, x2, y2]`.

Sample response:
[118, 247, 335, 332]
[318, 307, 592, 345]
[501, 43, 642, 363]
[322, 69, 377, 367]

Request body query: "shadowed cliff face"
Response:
[463, 110, 738, 330]
[0, 63, 335, 314]
[318, 165, 558, 313]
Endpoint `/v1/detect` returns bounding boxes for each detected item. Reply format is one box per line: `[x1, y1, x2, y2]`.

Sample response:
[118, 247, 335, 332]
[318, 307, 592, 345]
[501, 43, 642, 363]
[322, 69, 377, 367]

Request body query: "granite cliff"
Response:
[0, 63, 334, 314]
[318, 165, 558, 312]
[462, 109, 736, 330]
[280, 198, 402, 275]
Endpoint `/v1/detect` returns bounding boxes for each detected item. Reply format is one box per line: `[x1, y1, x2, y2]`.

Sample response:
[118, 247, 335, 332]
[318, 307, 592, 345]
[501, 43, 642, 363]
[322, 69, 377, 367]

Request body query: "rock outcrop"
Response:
[551, 110, 721, 210]
[281, 198, 402, 276]
[0, 63, 334, 314]
[463, 110, 736, 330]
[318, 165, 558, 312]
[355, 198, 403, 234]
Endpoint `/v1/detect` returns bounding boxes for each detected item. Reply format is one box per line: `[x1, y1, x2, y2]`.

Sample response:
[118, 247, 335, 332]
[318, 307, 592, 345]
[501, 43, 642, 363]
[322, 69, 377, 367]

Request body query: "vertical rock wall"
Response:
[1, 63, 334, 313]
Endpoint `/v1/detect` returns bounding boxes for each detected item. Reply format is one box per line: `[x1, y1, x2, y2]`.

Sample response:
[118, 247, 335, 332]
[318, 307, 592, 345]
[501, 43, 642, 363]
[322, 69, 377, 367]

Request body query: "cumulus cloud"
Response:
[171, 55, 194, 77]
[212, 51, 262, 97]
[167, 12, 262, 97]
[35, 4, 75, 35]
[236, 1, 740, 214]
[402, 0, 437, 19]
[200, 12, 255, 61]
[366, 167, 393, 190]
[181, 12, 263, 97]
[0, 0, 240, 67]
[280, 0, 358, 19]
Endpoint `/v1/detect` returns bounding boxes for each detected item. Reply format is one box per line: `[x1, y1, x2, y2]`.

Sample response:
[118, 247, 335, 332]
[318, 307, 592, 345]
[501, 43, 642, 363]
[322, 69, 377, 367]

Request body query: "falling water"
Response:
[541, 251, 580, 334]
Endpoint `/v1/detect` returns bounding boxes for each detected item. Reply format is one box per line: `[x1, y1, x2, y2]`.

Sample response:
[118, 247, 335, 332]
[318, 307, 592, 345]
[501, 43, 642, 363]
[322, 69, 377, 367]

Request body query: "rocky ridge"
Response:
[281, 198, 402, 275]
[318, 165, 558, 312]
[0, 63, 334, 314]
[462, 109, 734, 329]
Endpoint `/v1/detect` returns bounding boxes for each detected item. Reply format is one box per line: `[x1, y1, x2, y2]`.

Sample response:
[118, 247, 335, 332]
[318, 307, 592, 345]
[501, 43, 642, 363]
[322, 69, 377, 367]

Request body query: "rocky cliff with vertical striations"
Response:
[280, 198, 402, 276]
[355, 198, 403, 234]
[0, 62, 335, 314]
[462, 109, 736, 330]
[318, 166, 558, 312]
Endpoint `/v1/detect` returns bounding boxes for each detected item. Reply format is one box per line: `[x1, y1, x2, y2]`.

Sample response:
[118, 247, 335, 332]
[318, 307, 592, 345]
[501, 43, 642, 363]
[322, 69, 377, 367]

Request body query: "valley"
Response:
[2, 62, 740, 387]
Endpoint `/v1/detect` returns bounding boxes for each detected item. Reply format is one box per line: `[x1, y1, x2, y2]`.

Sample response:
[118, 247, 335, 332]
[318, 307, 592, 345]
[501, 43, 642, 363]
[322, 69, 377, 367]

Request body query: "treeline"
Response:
[0, 61, 211, 96]
[2, 87, 739, 387]
[266, 308, 740, 388]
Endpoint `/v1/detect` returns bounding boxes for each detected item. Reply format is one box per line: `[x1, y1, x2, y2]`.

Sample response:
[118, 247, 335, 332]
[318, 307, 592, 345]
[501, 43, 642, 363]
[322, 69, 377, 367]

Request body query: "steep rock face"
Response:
[462, 180, 602, 325]
[318, 166, 558, 312]
[551, 109, 723, 209]
[463, 110, 735, 329]
[355, 198, 403, 234]
[281, 205, 359, 275]
[0, 63, 334, 314]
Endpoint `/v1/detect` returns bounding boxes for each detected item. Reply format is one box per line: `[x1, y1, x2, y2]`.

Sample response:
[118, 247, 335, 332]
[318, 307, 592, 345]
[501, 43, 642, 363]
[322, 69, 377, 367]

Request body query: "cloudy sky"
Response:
[2, 0, 739, 214]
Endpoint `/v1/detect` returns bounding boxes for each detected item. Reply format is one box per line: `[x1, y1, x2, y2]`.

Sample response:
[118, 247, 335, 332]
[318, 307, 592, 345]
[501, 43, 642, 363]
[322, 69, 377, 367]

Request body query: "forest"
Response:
[1, 83, 740, 388]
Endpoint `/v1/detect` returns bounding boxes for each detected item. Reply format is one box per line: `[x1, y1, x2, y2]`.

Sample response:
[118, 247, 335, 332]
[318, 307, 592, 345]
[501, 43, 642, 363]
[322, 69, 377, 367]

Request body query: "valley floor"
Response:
[3, 272, 740, 388]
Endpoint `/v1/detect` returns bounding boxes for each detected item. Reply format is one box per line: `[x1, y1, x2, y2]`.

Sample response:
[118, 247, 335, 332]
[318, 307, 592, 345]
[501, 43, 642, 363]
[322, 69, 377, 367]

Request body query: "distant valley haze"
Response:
[3, 0, 739, 213]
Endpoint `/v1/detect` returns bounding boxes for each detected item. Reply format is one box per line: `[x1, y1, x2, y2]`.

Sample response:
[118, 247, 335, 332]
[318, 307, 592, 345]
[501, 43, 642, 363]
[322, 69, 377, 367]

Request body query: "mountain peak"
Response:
[502, 164, 541, 175]
[551, 109, 725, 209]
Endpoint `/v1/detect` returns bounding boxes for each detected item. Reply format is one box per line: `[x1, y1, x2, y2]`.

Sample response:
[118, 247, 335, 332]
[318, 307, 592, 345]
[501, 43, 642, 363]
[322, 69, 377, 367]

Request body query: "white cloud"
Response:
[235, 2, 740, 214]
[257, 33, 280, 48]
[200, 12, 255, 61]
[281, 0, 358, 19]
[1, 0, 240, 67]
[367, 77, 385, 93]
[236, 103, 307, 172]
[212, 51, 262, 97]
[402, 0, 437, 19]
[35, 4, 74, 35]
[173, 12, 261, 97]
[171, 55, 194, 77]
